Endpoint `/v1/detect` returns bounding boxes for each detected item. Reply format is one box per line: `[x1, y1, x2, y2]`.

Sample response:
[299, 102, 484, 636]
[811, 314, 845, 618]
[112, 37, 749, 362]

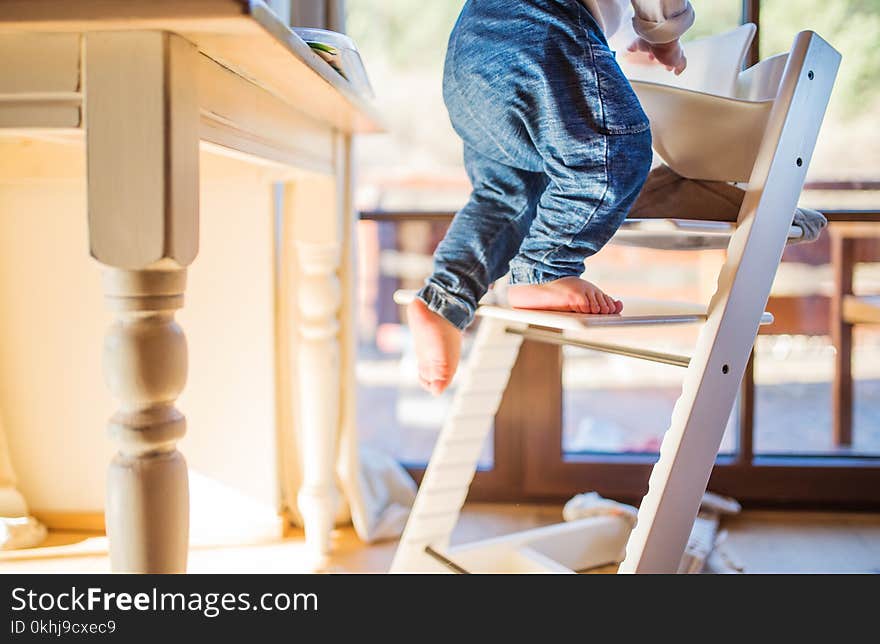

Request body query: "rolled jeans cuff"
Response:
[508, 257, 579, 286]
[417, 282, 474, 330]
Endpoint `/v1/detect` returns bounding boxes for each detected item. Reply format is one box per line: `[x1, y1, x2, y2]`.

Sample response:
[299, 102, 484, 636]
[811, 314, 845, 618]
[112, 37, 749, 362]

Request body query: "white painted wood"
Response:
[196, 50, 335, 174]
[0, 33, 82, 128]
[85, 31, 200, 269]
[281, 140, 348, 558]
[103, 267, 190, 573]
[412, 488, 470, 517]
[620, 32, 840, 573]
[0, 417, 28, 518]
[391, 318, 524, 572]
[0, 392, 45, 550]
[0, 1, 382, 134]
[2, 3, 376, 563]
[451, 517, 631, 573]
[0, 30, 349, 175]
[0, 104, 80, 129]
[0, 33, 80, 93]
[0, 144, 286, 546]
[85, 31, 202, 572]
[395, 290, 771, 330]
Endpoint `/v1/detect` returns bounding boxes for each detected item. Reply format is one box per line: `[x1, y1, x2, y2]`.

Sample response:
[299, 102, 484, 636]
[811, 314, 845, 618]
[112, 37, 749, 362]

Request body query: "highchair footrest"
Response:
[394, 290, 773, 330]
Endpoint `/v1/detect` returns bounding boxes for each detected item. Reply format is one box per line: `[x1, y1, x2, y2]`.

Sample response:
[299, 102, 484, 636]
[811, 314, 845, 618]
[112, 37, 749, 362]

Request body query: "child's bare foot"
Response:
[507, 276, 623, 314]
[407, 298, 463, 396]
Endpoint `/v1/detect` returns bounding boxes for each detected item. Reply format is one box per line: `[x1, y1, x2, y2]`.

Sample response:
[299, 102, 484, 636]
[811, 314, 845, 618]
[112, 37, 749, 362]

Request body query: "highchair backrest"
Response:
[617, 24, 809, 183]
[621, 23, 756, 97]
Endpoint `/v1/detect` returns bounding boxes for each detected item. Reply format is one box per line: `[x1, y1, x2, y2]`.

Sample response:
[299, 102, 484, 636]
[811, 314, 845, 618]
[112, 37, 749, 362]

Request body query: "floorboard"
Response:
[2, 504, 878, 573]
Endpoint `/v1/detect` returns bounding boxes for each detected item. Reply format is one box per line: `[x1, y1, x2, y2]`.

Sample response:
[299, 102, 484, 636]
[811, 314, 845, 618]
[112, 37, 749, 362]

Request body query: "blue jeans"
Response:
[418, 0, 653, 330]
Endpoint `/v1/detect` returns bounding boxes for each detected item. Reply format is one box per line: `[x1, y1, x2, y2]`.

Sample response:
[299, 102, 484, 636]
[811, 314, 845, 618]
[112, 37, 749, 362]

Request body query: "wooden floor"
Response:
[2, 504, 879, 573]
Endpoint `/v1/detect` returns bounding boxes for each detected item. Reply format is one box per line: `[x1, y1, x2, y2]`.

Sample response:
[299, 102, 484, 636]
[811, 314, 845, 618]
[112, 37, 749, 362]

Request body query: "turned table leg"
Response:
[103, 268, 190, 572]
[85, 31, 199, 572]
[282, 136, 350, 557]
[0, 418, 30, 519]
[294, 242, 343, 557]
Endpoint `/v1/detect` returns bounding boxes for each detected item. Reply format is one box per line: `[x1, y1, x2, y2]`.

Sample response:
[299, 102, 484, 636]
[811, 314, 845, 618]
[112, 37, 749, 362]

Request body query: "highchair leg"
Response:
[620, 33, 838, 573]
[390, 316, 525, 573]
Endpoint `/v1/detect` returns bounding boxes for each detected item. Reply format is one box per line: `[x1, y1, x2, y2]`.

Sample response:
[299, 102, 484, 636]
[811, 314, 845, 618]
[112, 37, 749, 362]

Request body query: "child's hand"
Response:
[626, 38, 687, 75]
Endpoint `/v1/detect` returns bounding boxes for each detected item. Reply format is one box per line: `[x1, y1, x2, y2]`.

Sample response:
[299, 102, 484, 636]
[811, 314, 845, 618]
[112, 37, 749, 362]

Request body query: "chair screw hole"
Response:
[722, 364, 730, 374]
[796, 157, 803, 167]
[808, 70, 814, 80]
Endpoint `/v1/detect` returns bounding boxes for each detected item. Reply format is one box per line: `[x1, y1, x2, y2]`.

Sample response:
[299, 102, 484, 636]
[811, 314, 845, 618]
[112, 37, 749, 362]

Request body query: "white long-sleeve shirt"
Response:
[579, 0, 695, 43]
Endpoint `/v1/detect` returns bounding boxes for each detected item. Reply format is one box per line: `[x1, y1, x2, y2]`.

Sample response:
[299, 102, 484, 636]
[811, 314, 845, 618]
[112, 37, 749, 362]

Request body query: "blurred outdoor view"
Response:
[346, 0, 880, 466]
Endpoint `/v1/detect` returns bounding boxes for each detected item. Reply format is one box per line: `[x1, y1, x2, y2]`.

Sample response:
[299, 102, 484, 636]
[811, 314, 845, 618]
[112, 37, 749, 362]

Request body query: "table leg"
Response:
[0, 417, 38, 534]
[282, 138, 349, 557]
[85, 30, 199, 572]
[294, 241, 342, 557]
[103, 267, 190, 572]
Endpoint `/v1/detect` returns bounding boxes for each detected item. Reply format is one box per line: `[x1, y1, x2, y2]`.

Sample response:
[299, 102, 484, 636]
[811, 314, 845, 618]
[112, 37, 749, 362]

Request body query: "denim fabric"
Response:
[418, 0, 653, 330]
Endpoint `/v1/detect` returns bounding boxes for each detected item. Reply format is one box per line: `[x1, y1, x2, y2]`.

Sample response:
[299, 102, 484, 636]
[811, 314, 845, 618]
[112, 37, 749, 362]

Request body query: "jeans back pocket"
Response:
[589, 43, 651, 136]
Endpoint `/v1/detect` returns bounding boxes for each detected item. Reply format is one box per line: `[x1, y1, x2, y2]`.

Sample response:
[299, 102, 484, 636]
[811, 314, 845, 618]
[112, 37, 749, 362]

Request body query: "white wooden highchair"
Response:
[391, 26, 841, 573]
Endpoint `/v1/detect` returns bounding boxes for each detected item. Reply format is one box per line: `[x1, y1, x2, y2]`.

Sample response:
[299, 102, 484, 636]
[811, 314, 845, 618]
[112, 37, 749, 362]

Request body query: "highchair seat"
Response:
[614, 219, 803, 250]
[619, 24, 790, 183]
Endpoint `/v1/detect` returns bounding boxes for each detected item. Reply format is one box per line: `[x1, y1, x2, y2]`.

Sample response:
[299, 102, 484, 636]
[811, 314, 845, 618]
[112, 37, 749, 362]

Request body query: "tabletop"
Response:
[0, 0, 382, 134]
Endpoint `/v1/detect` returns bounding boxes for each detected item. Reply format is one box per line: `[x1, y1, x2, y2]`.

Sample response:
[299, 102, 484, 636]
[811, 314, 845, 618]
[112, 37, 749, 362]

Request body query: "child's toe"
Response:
[569, 294, 589, 314]
[585, 291, 600, 313]
[602, 294, 616, 313]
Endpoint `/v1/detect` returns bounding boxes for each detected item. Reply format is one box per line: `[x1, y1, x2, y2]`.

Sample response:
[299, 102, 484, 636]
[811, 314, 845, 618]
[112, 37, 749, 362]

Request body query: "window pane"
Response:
[753, 330, 880, 456]
[347, 0, 469, 212]
[755, 1, 880, 455]
[757, 233, 880, 456]
[684, 0, 743, 41]
[760, 0, 880, 208]
[347, 2, 489, 467]
[561, 246, 738, 456]
[563, 348, 740, 456]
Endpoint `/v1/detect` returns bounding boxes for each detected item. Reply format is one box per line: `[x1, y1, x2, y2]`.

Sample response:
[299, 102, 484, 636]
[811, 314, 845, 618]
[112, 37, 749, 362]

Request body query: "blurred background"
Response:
[345, 0, 880, 502]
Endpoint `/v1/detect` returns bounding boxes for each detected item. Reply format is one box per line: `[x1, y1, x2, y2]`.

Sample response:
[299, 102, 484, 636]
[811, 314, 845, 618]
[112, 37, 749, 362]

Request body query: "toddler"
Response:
[410, 0, 694, 394]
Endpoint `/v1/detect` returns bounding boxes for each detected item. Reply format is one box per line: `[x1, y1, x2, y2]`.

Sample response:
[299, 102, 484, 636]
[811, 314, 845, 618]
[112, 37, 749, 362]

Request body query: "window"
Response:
[755, 0, 880, 456]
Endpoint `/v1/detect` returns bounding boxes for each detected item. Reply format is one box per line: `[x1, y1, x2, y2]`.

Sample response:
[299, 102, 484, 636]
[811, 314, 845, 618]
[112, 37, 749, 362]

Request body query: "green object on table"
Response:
[305, 41, 347, 80]
[307, 41, 338, 55]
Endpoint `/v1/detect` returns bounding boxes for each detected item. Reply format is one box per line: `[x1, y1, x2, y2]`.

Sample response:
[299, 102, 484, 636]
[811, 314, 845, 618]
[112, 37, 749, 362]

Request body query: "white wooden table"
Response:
[0, 0, 380, 572]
